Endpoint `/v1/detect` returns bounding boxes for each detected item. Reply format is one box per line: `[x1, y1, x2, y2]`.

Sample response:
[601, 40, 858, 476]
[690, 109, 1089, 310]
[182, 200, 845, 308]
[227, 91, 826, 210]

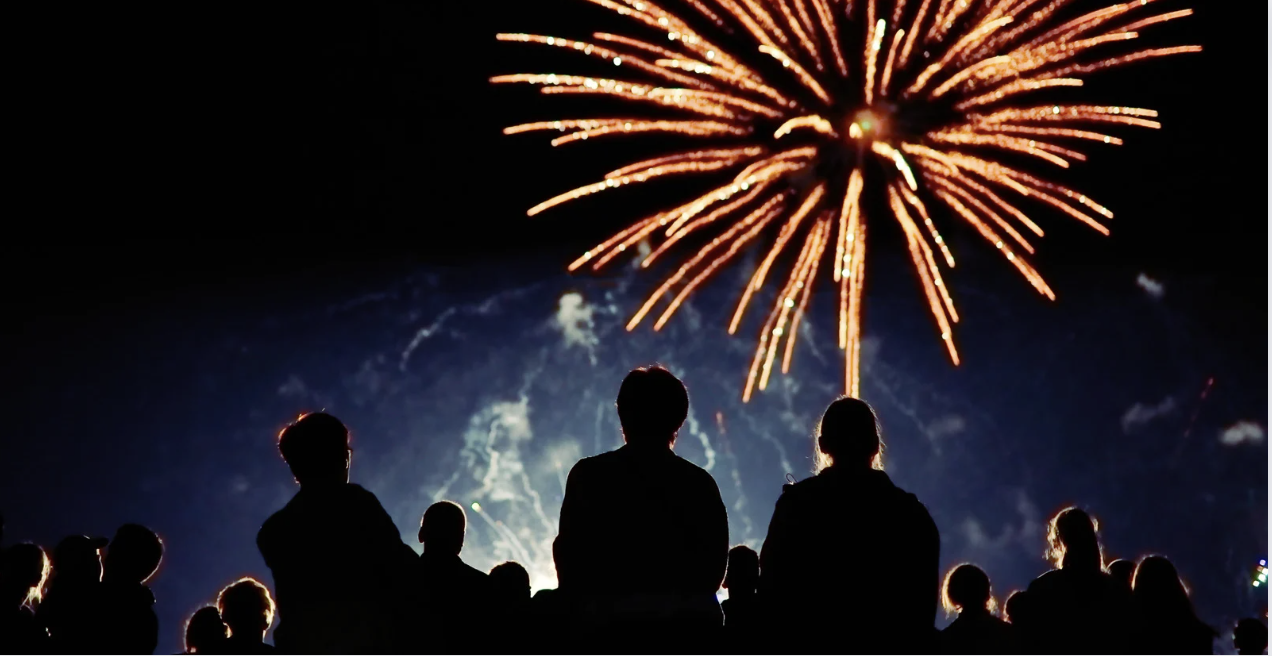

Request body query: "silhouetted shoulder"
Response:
[668, 451, 717, 483]
[1027, 568, 1065, 593]
[256, 506, 290, 565]
[568, 451, 612, 476]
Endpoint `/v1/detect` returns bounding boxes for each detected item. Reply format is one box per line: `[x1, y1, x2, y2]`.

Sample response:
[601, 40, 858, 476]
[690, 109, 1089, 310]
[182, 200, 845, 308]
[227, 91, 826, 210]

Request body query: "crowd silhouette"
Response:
[0, 364, 1265, 655]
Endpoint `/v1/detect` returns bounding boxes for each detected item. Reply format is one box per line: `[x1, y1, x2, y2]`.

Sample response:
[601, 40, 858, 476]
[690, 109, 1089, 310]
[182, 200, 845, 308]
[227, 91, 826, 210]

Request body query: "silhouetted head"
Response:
[1107, 558, 1135, 591]
[419, 501, 467, 556]
[104, 524, 163, 585]
[184, 606, 228, 654]
[1046, 506, 1103, 571]
[217, 577, 275, 641]
[1132, 555, 1195, 618]
[616, 365, 689, 448]
[724, 545, 759, 595]
[815, 397, 883, 471]
[1003, 590, 1028, 625]
[489, 561, 531, 601]
[943, 563, 994, 616]
[1234, 618, 1267, 655]
[2, 543, 51, 608]
[51, 535, 107, 585]
[277, 412, 351, 487]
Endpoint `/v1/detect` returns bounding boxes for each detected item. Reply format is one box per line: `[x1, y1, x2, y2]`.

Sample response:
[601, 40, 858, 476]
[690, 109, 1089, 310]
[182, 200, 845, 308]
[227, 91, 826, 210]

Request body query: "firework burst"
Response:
[494, 0, 1199, 401]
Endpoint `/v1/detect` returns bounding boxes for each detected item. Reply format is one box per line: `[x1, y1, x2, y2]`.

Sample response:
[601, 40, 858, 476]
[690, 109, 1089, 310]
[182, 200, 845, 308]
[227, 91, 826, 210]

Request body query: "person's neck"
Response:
[299, 479, 347, 492]
[623, 439, 672, 451]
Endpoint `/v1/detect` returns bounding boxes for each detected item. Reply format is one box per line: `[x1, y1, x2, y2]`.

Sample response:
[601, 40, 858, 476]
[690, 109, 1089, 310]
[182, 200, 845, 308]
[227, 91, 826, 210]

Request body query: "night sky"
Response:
[4, 0, 1267, 653]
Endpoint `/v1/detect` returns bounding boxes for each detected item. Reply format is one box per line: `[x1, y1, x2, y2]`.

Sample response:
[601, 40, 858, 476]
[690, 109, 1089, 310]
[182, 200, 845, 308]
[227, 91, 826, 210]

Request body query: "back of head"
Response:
[2, 543, 51, 606]
[52, 535, 106, 584]
[216, 577, 275, 638]
[1003, 590, 1028, 624]
[419, 501, 467, 556]
[616, 365, 689, 447]
[725, 545, 759, 592]
[1046, 506, 1102, 571]
[489, 561, 531, 600]
[1107, 558, 1135, 590]
[104, 524, 164, 585]
[1234, 618, 1268, 654]
[185, 606, 228, 653]
[943, 563, 992, 615]
[277, 412, 351, 487]
[1132, 555, 1192, 616]
[816, 397, 882, 471]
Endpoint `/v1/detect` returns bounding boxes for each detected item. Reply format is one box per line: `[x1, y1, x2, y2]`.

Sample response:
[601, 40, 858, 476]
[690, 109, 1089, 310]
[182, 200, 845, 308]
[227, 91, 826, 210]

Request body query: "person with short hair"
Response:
[217, 577, 277, 654]
[553, 365, 729, 649]
[257, 412, 416, 654]
[182, 606, 227, 654]
[940, 564, 1016, 654]
[413, 501, 490, 651]
[100, 523, 164, 654]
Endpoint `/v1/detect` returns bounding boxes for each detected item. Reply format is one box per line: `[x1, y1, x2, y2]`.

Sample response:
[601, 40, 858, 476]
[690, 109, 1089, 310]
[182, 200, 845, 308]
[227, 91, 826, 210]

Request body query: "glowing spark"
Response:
[774, 115, 837, 139]
[497, 0, 1200, 400]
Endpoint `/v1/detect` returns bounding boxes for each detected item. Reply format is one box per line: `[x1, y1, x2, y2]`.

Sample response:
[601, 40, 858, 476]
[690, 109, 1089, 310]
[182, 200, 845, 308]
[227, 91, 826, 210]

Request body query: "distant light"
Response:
[1256, 581, 1262, 588]
[1261, 559, 1267, 567]
[471, 502, 482, 513]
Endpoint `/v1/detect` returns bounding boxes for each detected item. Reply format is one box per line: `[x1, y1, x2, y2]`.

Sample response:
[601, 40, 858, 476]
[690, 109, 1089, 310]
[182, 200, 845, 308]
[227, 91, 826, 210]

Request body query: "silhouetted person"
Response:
[257, 412, 417, 654]
[721, 545, 760, 646]
[554, 365, 729, 648]
[218, 577, 277, 654]
[1, 543, 51, 652]
[1108, 558, 1136, 594]
[1003, 589, 1030, 627]
[37, 534, 108, 653]
[100, 523, 163, 654]
[184, 606, 228, 654]
[1130, 555, 1215, 655]
[490, 561, 531, 602]
[759, 397, 940, 654]
[1023, 507, 1133, 654]
[489, 561, 532, 650]
[415, 501, 490, 653]
[1234, 618, 1267, 655]
[940, 564, 1017, 654]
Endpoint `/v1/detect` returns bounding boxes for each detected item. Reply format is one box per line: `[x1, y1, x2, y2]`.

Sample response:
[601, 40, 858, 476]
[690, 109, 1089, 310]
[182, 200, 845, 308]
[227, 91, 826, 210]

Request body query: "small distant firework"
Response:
[495, 0, 1200, 400]
[1255, 559, 1268, 588]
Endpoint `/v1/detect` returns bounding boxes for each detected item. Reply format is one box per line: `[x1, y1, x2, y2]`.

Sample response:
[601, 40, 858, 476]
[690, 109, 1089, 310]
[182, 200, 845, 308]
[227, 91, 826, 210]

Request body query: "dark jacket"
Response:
[554, 443, 728, 634]
[99, 580, 159, 654]
[759, 466, 941, 653]
[414, 552, 491, 652]
[258, 483, 416, 654]
[941, 610, 1019, 654]
[1024, 567, 1135, 654]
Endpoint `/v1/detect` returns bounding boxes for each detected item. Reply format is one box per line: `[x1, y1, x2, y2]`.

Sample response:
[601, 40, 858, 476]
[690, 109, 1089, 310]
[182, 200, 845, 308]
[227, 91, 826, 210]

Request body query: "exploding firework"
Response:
[493, 0, 1199, 401]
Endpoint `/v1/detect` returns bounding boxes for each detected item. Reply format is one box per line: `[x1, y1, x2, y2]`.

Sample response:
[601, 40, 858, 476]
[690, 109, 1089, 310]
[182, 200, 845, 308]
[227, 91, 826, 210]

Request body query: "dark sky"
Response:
[4, 0, 1267, 652]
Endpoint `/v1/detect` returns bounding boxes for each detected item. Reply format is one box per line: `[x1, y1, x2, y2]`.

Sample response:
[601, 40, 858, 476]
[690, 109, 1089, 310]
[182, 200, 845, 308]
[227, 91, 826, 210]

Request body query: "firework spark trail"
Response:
[496, 0, 1199, 400]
